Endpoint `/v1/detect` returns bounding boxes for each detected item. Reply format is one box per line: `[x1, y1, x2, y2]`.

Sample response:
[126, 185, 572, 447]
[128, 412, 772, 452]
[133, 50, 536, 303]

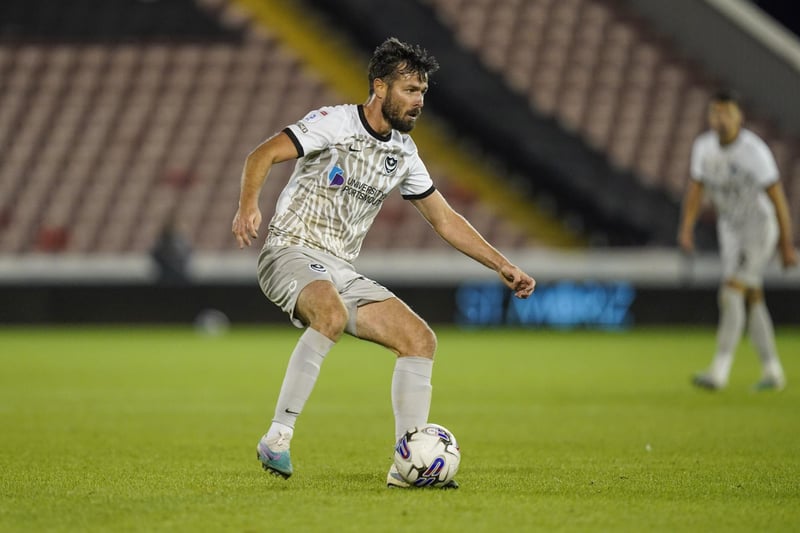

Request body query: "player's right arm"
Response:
[232, 132, 299, 248]
[678, 179, 704, 253]
[765, 181, 798, 269]
[410, 190, 535, 299]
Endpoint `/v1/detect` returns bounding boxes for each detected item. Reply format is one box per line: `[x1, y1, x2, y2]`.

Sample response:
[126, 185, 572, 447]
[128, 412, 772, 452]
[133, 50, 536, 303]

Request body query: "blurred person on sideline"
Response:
[231, 37, 535, 487]
[151, 213, 191, 285]
[678, 89, 797, 391]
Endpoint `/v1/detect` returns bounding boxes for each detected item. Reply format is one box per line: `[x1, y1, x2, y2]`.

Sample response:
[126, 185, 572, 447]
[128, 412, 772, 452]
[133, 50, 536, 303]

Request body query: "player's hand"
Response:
[498, 264, 536, 299]
[678, 229, 694, 254]
[780, 243, 798, 269]
[232, 205, 262, 248]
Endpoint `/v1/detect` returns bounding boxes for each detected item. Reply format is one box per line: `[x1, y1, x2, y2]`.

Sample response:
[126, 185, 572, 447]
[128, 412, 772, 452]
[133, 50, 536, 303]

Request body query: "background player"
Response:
[231, 37, 535, 487]
[678, 89, 797, 391]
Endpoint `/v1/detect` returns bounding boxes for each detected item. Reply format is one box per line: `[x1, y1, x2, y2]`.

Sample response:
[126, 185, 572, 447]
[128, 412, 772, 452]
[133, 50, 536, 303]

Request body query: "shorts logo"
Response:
[328, 166, 345, 187]
[309, 263, 327, 273]
[384, 155, 398, 175]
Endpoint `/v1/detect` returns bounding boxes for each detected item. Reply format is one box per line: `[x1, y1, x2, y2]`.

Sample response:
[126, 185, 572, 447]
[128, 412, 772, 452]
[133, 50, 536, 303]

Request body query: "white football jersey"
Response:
[265, 104, 435, 262]
[690, 128, 778, 238]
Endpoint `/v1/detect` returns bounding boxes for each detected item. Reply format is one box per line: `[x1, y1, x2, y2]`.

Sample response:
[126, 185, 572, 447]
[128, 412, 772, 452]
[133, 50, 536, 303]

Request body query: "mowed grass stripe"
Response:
[1, 327, 798, 532]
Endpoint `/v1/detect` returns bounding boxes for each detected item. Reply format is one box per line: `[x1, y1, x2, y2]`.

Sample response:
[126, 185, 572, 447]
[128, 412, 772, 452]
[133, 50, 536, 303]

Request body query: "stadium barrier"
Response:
[1, 249, 798, 326]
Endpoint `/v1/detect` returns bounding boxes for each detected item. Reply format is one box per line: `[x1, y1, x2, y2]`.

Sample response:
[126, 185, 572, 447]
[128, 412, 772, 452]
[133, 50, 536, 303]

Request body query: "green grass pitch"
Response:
[1, 326, 798, 532]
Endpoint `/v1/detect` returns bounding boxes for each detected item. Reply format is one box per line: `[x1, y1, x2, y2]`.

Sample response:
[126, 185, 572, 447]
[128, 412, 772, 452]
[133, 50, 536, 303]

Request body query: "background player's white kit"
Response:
[680, 90, 797, 391]
[690, 128, 779, 285]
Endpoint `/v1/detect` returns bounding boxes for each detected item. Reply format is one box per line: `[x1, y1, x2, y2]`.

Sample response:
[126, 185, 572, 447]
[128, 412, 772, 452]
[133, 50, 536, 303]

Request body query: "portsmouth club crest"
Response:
[384, 155, 398, 175]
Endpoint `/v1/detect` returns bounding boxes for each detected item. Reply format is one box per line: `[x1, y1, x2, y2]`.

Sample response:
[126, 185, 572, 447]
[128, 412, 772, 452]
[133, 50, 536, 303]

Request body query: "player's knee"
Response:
[403, 323, 437, 358]
[316, 308, 348, 341]
[719, 281, 745, 303]
[296, 281, 349, 341]
[306, 301, 348, 341]
[745, 287, 764, 306]
[723, 279, 747, 292]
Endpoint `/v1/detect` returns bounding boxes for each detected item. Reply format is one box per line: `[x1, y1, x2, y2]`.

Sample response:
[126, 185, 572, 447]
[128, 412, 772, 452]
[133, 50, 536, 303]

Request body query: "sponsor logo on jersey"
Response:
[384, 155, 398, 174]
[341, 177, 388, 206]
[309, 263, 327, 273]
[295, 121, 309, 134]
[328, 166, 345, 187]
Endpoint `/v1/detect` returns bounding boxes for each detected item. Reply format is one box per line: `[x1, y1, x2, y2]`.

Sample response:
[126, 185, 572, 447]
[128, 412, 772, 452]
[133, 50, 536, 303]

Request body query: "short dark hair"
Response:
[367, 37, 439, 94]
[710, 88, 740, 105]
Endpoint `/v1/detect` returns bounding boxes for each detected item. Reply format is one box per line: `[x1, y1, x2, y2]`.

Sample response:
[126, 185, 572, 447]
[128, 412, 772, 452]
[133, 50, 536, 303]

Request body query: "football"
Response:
[393, 423, 461, 487]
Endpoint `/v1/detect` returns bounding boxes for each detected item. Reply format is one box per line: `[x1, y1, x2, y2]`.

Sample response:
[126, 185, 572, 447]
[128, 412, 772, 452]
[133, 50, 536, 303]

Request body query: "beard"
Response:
[381, 92, 419, 133]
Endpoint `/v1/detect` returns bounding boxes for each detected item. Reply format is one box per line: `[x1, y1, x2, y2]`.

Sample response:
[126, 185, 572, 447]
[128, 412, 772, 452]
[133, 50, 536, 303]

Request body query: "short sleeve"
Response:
[750, 137, 779, 187]
[283, 107, 344, 157]
[399, 153, 436, 199]
[689, 136, 705, 183]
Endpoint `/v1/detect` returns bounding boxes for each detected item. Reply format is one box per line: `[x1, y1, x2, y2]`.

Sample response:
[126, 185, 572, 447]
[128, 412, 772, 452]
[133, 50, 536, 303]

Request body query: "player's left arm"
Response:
[410, 190, 535, 298]
[765, 182, 798, 268]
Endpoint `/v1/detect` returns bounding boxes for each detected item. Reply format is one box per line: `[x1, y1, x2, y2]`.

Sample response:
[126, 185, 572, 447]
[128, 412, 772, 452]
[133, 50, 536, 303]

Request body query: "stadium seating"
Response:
[0, 0, 532, 254]
[2, 0, 797, 255]
[424, 0, 800, 239]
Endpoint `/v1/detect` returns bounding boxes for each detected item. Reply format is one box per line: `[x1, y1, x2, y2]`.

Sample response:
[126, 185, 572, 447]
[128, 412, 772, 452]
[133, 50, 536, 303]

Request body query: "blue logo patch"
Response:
[328, 166, 345, 187]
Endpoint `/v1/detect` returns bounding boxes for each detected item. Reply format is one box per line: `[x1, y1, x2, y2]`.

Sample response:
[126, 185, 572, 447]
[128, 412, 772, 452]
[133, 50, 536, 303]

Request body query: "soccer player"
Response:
[231, 37, 536, 487]
[678, 89, 797, 391]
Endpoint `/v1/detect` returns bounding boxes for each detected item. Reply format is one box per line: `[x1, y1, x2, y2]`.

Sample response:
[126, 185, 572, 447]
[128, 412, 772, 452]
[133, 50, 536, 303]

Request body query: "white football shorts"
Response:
[257, 245, 394, 334]
[718, 221, 778, 287]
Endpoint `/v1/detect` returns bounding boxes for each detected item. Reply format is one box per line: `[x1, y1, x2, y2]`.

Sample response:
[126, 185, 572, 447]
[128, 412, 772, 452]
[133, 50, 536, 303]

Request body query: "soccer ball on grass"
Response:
[393, 423, 461, 487]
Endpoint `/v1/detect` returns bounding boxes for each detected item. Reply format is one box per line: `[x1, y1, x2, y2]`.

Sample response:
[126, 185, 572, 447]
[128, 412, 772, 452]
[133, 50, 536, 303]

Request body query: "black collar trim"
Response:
[358, 104, 392, 142]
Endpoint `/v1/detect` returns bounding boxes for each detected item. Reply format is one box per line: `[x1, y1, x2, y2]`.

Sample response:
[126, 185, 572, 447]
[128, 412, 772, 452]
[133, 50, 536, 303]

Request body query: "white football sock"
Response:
[709, 286, 745, 385]
[748, 300, 785, 380]
[392, 356, 433, 442]
[267, 328, 334, 441]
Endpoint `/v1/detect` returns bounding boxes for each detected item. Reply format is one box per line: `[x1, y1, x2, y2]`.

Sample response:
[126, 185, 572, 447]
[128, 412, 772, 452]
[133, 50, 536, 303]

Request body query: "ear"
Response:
[373, 78, 388, 99]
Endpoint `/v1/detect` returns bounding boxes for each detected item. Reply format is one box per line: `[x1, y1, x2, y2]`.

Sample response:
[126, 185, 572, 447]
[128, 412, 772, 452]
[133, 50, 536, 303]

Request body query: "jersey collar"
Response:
[358, 104, 392, 142]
